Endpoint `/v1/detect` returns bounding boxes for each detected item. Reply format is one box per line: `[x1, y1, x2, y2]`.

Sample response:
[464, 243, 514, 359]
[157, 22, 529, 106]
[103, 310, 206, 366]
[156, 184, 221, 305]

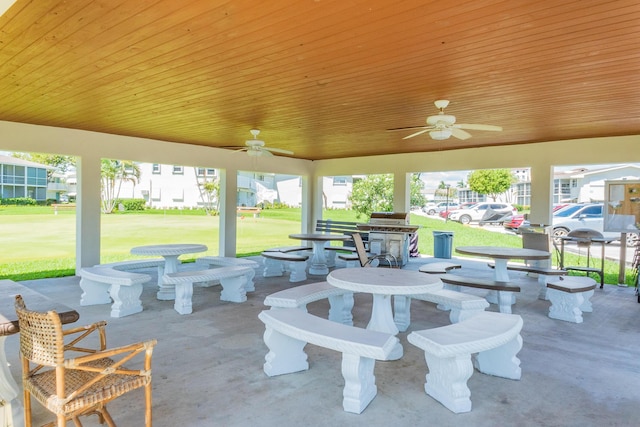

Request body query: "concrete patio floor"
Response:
[3, 255, 639, 426]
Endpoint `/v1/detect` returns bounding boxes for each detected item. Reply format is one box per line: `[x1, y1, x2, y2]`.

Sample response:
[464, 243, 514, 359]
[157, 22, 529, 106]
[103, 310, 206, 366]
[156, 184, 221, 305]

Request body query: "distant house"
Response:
[0, 154, 52, 201]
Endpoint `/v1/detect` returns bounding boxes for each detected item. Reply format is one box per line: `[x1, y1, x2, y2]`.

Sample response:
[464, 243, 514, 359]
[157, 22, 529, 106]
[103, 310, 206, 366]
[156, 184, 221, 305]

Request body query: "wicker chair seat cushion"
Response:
[25, 358, 150, 415]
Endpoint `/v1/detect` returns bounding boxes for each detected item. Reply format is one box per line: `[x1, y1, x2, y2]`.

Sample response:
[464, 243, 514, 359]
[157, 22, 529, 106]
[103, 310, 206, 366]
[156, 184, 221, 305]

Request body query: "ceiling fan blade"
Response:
[233, 147, 249, 153]
[455, 123, 503, 131]
[402, 128, 431, 140]
[263, 146, 294, 155]
[451, 127, 472, 140]
[387, 126, 428, 132]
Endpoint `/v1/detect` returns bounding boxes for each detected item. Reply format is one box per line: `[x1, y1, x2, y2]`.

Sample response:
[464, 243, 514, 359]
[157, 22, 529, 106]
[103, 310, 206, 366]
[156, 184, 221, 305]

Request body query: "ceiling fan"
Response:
[388, 100, 503, 141]
[235, 129, 294, 157]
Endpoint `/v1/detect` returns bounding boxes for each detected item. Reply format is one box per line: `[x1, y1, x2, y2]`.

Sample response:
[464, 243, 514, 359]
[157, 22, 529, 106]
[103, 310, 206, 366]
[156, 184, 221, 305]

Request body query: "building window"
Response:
[172, 165, 183, 175]
[152, 164, 161, 174]
[333, 177, 348, 186]
[197, 168, 216, 176]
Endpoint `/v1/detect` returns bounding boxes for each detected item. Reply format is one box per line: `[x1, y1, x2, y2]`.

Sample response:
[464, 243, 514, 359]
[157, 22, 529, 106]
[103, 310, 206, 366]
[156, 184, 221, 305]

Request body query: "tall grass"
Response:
[0, 206, 635, 285]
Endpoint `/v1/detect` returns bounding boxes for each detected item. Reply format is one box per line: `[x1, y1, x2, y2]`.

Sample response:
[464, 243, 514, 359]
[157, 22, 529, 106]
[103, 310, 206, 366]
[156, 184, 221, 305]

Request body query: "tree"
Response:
[12, 152, 76, 180]
[193, 168, 219, 215]
[410, 174, 426, 208]
[349, 173, 425, 218]
[467, 169, 516, 201]
[101, 159, 141, 213]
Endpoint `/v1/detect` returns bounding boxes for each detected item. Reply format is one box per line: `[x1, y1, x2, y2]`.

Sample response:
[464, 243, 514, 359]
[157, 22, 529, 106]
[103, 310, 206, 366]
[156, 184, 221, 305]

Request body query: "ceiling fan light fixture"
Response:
[429, 129, 452, 140]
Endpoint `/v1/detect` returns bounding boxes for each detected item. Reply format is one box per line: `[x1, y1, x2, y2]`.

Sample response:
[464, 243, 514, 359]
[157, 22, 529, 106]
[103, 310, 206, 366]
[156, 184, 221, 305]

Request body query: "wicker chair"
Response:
[14, 295, 157, 427]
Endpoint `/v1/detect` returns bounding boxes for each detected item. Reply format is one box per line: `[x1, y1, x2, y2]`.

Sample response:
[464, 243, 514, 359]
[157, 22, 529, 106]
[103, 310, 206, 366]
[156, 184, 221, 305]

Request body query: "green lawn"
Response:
[0, 206, 635, 285]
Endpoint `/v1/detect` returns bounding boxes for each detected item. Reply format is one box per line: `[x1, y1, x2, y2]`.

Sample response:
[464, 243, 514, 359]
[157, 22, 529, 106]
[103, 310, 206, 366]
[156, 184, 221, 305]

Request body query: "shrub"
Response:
[0, 197, 37, 206]
[114, 198, 147, 211]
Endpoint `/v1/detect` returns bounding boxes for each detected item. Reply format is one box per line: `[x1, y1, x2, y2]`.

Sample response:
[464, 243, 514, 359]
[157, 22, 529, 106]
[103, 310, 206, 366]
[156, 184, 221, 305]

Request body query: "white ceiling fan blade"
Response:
[455, 123, 503, 131]
[233, 147, 249, 153]
[402, 128, 431, 140]
[451, 127, 472, 140]
[263, 146, 294, 155]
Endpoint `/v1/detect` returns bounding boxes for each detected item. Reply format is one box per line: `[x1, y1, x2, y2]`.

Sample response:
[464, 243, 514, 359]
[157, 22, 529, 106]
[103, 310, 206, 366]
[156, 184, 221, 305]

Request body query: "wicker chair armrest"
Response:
[66, 339, 158, 368]
[62, 320, 107, 336]
[63, 320, 108, 354]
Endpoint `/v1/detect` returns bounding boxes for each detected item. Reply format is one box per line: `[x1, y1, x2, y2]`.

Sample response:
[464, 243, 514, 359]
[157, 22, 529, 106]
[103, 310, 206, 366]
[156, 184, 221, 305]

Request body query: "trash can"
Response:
[433, 231, 454, 259]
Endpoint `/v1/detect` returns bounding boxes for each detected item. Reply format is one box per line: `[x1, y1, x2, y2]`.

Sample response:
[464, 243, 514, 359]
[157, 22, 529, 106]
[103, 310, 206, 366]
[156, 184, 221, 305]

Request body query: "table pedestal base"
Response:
[367, 294, 403, 360]
[157, 255, 180, 300]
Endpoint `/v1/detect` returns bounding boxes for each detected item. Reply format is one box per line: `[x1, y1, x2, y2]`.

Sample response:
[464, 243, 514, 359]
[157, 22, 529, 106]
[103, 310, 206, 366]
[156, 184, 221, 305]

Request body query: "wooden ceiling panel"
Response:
[0, 0, 638, 160]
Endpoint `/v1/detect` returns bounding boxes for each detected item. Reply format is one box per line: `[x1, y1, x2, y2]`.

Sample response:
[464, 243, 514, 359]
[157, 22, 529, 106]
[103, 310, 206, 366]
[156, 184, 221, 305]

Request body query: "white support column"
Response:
[529, 164, 554, 226]
[219, 168, 237, 257]
[75, 154, 101, 270]
[310, 173, 324, 232]
[393, 171, 411, 213]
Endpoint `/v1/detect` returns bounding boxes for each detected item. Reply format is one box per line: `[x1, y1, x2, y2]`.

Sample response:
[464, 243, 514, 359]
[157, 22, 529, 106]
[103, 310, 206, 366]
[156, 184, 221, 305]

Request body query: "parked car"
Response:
[449, 203, 517, 225]
[552, 203, 639, 245]
[504, 214, 526, 231]
[439, 202, 475, 219]
[423, 202, 459, 216]
[504, 204, 571, 232]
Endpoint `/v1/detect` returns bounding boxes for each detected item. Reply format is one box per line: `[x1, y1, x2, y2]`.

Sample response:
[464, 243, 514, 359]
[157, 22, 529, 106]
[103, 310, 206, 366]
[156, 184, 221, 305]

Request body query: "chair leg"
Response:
[22, 358, 32, 427]
[145, 382, 153, 427]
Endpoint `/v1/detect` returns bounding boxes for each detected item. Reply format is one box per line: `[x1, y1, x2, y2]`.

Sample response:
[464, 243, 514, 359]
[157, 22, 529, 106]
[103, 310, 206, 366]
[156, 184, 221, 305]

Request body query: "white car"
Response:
[449, 203, 517, 224]
[423, 202, 459, 216]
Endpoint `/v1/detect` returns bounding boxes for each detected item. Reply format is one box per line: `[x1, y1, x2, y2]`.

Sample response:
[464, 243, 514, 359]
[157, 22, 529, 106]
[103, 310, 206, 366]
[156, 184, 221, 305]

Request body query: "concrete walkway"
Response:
[2, 255, 639, 426]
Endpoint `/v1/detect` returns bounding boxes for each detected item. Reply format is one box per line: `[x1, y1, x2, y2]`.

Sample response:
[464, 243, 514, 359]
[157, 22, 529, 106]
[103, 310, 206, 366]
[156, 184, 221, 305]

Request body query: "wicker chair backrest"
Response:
[14, 295, 65, 366]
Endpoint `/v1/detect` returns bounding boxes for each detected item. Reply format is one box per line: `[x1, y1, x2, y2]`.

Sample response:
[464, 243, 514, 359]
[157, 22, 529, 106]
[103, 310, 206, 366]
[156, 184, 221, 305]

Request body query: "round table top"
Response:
[455, 245, 550, 260]
[130, 243, 208, 256]
[327, 268, 442, 295]
[289, 233, 351, 242]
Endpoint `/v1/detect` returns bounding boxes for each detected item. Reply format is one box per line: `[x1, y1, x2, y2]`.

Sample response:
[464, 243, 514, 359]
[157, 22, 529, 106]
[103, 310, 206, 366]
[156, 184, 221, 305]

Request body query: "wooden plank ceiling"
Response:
[0, 0, 638, 160]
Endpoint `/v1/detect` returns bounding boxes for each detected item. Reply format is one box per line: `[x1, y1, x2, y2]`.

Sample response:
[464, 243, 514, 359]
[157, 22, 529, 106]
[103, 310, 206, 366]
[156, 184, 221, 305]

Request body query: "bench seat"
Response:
[393, 288, 489, 330]
[263, 246, 312, 253]
[258, 309, 398, 414]
[163, 266, 252, 314]
[418, 261, 462, 274]
[263, 281, 354, 325]
[546, 276, 597, 323]
[78, 267, 151, 317]
[408, 311, 523, 413]
[440, 274, 521, 314]
[195, 256, 259, 291]
[489, 262, 567, 300]
[261, 251, 309, 282]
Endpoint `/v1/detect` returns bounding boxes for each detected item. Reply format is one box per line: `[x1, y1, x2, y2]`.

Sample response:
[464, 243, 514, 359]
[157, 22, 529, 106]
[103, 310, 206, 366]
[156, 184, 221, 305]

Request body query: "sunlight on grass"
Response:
[0, 206, 635, 285]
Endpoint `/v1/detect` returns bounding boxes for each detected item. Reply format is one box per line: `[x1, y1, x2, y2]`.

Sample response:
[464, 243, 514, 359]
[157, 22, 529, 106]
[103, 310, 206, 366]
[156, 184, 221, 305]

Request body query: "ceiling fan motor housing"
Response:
[427, 114, 456, 127]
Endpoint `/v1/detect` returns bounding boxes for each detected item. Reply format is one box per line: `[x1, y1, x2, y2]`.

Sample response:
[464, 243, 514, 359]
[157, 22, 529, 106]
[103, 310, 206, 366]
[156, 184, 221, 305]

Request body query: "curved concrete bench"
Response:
[78, 267, 151, 317]
[393, 288, 489, 331]
[258, 309, 398, 414]
[489, 262, 567, 300]
[408, 311, 523, 413]
[163, 266, 253, 314]
[546, 276, 596, 323]
[440, 274, 521, 314]
[264, 281, 354, 325]
[418, 261, 462, 274]
[195, 256, 259, 291]
[261, 251, 309, 282]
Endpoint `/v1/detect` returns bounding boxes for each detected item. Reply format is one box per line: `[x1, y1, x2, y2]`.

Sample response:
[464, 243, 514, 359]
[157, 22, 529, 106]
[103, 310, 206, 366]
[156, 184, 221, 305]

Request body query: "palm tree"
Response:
[101, 159, 141, 213]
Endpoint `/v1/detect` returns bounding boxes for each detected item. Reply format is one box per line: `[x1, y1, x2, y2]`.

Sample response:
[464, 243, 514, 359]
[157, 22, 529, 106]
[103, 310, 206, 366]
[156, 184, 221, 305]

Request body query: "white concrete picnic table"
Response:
[327, 268, 441, 360]
[130, 243, 207, 300]
[288, 233, 351, 275]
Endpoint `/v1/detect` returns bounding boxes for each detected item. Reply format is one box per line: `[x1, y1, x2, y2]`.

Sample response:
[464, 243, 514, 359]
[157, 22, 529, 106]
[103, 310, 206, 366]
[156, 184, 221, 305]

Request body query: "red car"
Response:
[503, 204, 570, 231]
[439, 202, 476, 219]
